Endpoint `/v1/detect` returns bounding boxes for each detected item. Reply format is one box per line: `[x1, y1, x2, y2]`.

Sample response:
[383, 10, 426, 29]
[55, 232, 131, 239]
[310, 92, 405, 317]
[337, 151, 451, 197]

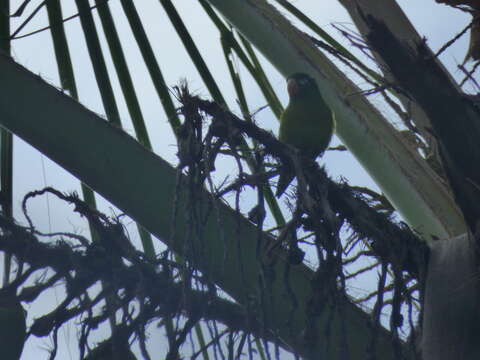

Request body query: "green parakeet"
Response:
[276, 73, 334, 197]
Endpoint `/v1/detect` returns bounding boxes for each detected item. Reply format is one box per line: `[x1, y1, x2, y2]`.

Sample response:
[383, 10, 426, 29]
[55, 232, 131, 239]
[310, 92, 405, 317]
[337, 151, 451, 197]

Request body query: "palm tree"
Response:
[0, 1, 478, 359]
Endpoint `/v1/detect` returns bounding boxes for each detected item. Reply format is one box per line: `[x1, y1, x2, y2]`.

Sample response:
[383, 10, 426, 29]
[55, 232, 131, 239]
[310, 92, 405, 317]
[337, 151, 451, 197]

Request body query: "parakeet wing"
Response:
[276, 73, 334, 197]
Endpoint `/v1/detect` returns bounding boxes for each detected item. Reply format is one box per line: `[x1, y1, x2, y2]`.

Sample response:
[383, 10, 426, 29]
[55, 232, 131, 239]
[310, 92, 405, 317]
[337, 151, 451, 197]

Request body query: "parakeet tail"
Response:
[276, 168, 295, 197]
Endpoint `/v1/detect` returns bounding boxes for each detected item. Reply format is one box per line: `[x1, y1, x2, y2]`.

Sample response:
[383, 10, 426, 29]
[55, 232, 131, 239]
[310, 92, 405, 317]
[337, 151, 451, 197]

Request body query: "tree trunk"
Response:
[422, 233, 480, 359]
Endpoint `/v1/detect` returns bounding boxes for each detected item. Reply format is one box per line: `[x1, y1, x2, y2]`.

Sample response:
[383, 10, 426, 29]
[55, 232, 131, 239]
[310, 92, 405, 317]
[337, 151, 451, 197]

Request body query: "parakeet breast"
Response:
[279, 93, 334, 159]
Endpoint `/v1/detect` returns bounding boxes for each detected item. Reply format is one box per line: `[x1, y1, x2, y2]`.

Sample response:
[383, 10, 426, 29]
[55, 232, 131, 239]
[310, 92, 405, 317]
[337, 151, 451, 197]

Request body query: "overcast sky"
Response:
[5, 0, 474, 358]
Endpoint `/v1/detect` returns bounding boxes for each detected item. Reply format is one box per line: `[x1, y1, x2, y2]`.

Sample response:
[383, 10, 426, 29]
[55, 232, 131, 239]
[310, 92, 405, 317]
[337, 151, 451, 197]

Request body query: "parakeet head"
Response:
[286, 73, 319, 99]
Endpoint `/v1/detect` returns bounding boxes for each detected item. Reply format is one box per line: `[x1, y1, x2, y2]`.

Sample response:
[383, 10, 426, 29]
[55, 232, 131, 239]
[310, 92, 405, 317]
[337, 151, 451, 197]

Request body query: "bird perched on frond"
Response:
[276, 73, 334, 197]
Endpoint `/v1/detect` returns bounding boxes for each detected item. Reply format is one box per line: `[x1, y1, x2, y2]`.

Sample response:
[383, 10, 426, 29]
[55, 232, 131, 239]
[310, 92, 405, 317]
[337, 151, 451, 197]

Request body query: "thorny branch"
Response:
[173, 84, 428, 357]
[0, 86, 429, 359]
[0, 189, 281, 359]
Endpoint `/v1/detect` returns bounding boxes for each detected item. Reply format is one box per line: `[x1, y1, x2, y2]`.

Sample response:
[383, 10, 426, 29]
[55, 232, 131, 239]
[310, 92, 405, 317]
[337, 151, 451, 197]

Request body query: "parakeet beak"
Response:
[287, 78, 299, 98]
